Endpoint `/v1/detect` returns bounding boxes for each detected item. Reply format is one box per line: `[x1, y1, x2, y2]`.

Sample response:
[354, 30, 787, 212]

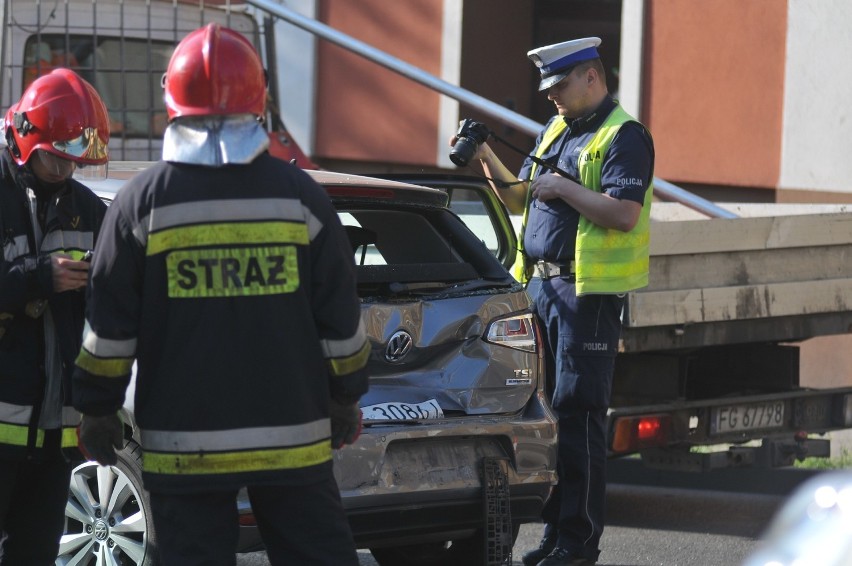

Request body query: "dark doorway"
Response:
[531, 0, 623, 124]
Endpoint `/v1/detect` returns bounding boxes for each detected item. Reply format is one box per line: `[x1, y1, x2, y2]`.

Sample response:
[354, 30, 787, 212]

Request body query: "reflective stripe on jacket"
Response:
[140, 420, 331, 476]
[0, 402, 79, 449]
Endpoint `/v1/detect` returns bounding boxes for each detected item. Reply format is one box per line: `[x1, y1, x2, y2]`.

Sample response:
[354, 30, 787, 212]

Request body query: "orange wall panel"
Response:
[315, 0, 443, 164]
[644, 0, 787, 188]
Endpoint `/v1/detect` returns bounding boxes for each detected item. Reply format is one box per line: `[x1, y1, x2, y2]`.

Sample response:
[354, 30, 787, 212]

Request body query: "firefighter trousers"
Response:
[150, 476, 359, 565]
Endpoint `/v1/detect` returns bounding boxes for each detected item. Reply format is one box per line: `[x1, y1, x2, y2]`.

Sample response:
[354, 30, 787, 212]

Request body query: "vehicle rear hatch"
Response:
[320, 172, 540, 417]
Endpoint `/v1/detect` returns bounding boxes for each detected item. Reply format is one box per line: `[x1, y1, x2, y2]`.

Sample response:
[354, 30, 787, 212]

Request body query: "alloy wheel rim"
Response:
[57, 462, 148, 565]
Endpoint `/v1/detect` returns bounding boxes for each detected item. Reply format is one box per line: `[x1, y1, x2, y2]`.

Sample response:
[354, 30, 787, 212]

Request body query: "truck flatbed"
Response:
[609, 203, 852, 468]
[623, 203, 852, 352]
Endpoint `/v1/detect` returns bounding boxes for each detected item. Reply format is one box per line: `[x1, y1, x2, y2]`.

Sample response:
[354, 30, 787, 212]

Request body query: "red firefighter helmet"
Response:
[3, 68, 109, 166]
[163, 23, 267, 121]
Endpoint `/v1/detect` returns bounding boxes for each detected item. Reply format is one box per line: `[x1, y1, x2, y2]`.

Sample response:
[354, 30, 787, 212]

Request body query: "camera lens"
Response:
[449, 137, 478, 167]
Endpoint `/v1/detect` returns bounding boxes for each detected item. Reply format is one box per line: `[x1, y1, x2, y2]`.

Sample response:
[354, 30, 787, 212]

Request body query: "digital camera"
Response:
[449, 119, 491, 167]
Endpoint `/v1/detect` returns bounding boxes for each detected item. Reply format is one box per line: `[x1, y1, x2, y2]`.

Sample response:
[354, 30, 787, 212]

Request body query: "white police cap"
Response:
[527, 37, 602, 91]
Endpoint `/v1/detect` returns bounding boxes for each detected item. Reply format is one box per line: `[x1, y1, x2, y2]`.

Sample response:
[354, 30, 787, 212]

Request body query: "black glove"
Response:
[78, 413, 124, 466]
[329, 399, 362, 449]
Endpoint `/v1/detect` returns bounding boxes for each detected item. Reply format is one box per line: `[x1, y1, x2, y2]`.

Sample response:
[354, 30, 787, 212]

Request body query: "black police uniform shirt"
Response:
[518, 96, 654, 264]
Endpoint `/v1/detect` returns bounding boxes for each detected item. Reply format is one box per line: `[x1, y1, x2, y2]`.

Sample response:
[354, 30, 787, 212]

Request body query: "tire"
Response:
[370, 524, 520, 566]
[57, 441, 158, 566]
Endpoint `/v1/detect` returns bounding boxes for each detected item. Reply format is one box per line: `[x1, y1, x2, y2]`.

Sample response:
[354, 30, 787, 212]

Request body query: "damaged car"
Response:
[58, 167, 558, 566]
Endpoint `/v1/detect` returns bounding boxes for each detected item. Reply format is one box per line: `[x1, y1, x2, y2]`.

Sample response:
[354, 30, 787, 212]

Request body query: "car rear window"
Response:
[337, 205, 512, 297]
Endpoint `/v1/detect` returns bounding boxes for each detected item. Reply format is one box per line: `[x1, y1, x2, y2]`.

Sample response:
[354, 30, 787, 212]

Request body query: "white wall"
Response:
[618, 0, 645, 120]
[274, 0, 318, 155]
[779, 0, 852, 194]
[437, 0, 463, 169]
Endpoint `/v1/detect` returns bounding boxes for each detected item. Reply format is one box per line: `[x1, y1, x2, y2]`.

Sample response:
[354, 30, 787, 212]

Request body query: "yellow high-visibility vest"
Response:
[511, 118, 568, 282]
[575, 105, 652, 295]
[514, 106, 652, 294]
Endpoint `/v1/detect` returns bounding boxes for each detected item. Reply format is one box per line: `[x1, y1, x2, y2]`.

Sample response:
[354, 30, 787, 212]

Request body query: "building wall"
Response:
[311, 0, 534, 173]
[303, 0, 852, 201]
[274, 0, 318, 157]
[457, 0, 534, 175]
[314, 0, 444, 166]
[779, 0, 852, 196]
[306, 1, 625, 174]
[642, 0, 787, 190]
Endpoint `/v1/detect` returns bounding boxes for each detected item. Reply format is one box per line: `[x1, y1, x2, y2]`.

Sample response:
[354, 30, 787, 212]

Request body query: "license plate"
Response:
[361, 399, 444, 421]
[712, 401, 785, 434]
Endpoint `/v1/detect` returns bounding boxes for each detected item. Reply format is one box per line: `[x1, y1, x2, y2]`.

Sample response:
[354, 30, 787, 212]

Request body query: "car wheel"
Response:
[57, 441, 158, 565]
[370, 525, 520, 566]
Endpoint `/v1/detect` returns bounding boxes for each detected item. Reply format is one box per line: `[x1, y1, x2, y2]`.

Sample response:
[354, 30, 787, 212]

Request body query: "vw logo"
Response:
[93, 519, 109, 541]
[385, 330, 413, 362]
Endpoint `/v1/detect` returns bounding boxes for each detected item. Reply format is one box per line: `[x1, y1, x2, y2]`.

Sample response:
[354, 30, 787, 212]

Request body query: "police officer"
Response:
[0, 69, 109, 564]
[72, 24, 368, 565]
[453, 38, 654, 566]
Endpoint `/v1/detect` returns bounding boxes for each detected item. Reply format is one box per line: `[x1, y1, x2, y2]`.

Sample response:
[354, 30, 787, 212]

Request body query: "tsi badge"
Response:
[506, 369, 533, 386]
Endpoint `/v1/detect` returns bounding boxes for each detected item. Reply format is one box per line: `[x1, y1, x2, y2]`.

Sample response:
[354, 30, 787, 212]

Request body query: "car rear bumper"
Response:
[335, 398, 558, 547]
[346, 483, 551, 548]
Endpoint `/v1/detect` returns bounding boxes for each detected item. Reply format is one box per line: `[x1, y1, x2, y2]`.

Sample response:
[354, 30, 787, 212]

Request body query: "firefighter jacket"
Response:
[73, 155, 370, 493]
[0, 150, 106, 460]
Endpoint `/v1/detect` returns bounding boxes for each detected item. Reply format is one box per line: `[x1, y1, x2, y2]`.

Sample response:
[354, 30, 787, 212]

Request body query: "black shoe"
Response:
[521, 534, 557, 566]
[536, 546, 597, 566]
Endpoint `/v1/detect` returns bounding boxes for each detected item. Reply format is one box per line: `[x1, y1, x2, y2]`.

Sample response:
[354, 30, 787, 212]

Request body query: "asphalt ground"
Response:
[239, 459, 825, 565]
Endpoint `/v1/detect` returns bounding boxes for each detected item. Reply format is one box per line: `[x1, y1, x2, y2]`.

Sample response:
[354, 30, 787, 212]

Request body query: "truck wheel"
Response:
[58, 441, 158, 565]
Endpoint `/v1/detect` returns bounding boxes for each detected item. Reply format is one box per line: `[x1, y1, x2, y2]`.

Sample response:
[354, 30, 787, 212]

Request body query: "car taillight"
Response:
[610, 414, 671, 454]
[485, 313, 537, 352]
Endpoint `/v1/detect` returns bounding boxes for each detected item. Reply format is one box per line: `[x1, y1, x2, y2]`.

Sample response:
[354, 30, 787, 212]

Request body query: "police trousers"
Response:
[150, 475, 358, 566]
[528, 276, 624, 562]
